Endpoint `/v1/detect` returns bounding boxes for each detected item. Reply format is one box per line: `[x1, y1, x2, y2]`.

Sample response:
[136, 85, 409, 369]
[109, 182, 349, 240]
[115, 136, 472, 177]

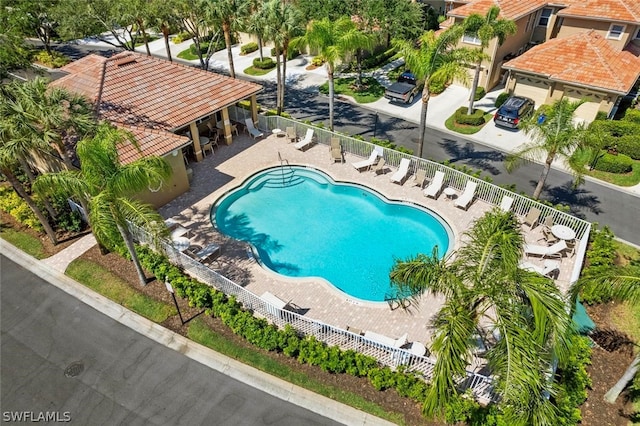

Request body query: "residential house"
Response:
[49, 51, 263, 207]
[444, 0, 640, 123]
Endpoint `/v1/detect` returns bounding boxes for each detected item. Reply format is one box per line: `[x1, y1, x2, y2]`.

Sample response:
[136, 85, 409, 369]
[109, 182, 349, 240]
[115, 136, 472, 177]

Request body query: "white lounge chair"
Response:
[524, 240, 568, 259]
[390, 158, 411, 185]
[499, 195, 514, 212]
[454, 181, 478, 210]
[294, 128, 315, 151]
[519, 260, 561, 279]
[363, 330, 408, 348]
[423, 170, 445, 199]
[351, 148, 381, 171]
[244, 118, 264, 139]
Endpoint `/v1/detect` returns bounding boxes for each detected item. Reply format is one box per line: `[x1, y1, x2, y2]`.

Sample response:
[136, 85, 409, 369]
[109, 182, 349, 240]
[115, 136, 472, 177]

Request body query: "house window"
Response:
[634, 27, 640, 39]
[538, 8, 552, 27]
[607, 24, 625, 40]
[462, 33, 481, 45]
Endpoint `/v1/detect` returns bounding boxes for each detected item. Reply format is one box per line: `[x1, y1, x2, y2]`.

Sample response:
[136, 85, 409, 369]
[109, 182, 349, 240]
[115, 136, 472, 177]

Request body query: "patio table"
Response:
[551, 224, 576, 241]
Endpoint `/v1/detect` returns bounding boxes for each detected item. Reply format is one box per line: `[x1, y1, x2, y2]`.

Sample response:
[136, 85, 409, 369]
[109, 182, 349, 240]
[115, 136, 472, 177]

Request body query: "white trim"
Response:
[606, 23, 625, 40]
[462, 33, 481, 45]
[537, 8, 552, 27]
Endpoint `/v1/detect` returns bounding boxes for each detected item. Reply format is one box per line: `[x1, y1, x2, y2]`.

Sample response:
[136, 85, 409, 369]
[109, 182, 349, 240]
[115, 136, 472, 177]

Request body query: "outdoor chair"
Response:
[330, 138, 343, 163]
[519, 260, 561, 279]
[286, 127, 297, 143]
[244, 118, 264, 139]
[454, 181, 478, 210]
[522, 207, 541, 229]
[390, 158, 411, 184]
[423, 170, 445, 199]
[371, 157, 386, 175]
[538, 216, 558, 245]
[499, 195, 514, 212]
[351, 148, 381, 171]
[294, 128, 315, 151]
[524, 240, 568, 259]
[413, 169, 427, 188]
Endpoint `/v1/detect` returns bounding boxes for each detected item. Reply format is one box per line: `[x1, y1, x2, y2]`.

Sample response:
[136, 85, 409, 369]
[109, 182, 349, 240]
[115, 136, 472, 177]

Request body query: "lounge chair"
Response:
[294, 128, 315, 150]
[537, 216, 558, 244]
[522, 207, 541, 229]
[363, 330, 408, 348]
[244, 118, 264, 139]
[330, 138, 343, 163]
[351, 149, 380, 171]
[371, 157, 386, 175]
[413, 169, 426, 188]
[519, 260, 561, 279]
[390, 158, 411, 184]
[499, 195, 514, 212]
[524, 240, 568, 259]
[423, 170, 445, 199]
[286, 126, 297, 143]
[454, 181, 478, 210]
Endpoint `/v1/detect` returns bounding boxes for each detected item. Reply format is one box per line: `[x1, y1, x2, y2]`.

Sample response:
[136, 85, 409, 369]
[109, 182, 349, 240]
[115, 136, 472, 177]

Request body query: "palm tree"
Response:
[463, 6, 516, 114]
[394, 26, 483, 158]
[292, 17, 371, 131]
[390, 209, 574, 423]
[33, 123, 172, 286]
[245, 0, 268, 61]
[208, 0, 251, 79]
[148, 0, 181, 62]
[506, 98, 587, 199]
[571, 264, 640, 404]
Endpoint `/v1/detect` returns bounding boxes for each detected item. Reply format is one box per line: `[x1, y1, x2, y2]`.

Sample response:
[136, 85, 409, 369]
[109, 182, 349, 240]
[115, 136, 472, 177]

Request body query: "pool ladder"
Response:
[277, 152, 294, 186]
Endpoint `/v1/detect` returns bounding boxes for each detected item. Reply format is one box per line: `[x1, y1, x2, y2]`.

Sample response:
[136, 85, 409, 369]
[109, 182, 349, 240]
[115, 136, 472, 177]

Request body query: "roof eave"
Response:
[505, 67, 632, 95]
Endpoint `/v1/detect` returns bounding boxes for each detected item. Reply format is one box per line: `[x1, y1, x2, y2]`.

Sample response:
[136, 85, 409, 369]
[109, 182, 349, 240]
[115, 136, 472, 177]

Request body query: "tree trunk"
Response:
[2, 166, 57, 245]
[417, 90, 431, 158]
[328, 65, 335, 131]
[467, 60, 481, 115]
[280, 40, 289, 113]
[162, 25, 172, 62]
[604, 354, 639, 403]
[138, 20, 151, 56]
[53, 140, 75, 171]
[116, 221, 148, 286]
[223, 23, 235, 78]
[258, 36, 264, 61]
[532, 154, 554, 199]
[18, 157, 57, 219]
[275, 46, 282, 115]
[356, 48, 363, 88]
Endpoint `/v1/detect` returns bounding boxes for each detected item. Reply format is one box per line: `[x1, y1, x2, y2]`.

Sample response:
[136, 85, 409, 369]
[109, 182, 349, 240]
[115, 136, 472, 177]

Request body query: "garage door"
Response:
[513, 76, 549, 109]
[563, 88, 602, 124]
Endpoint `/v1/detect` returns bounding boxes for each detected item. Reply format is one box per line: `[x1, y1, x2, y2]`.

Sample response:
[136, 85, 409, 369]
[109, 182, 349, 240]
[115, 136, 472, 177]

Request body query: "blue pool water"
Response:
[212, 166, 452, 302]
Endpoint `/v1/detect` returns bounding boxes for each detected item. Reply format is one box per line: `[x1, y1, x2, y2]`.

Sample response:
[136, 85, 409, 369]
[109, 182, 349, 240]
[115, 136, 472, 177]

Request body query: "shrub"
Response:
[0, 186, 43, 230]
[589, 120, 637, 137]
[33, 51, 70, 68]
[240, 42, 258, 55]
[474, 86, 486, 101]
[360, 47, 396, 70]
[581, 226, 617, 303]
[613, 135, 640, 160]
[454, 106, 486, 126]
[311, 56, 324, 67]
[594, 111, 609, 121]
[495, 92, 510, 108]
[592, 152, 634, 174]
[622, 108, 640, 124]
[428, 77, 447, 95]
[172, 32, 192, 44]
[56, 210, 84, 233]
[252, 57, 275, 70]
[270, 47, 300, 60]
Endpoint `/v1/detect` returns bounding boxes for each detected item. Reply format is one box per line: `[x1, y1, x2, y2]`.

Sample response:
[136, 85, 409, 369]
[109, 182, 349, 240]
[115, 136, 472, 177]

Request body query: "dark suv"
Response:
[493, 96, 535, 129]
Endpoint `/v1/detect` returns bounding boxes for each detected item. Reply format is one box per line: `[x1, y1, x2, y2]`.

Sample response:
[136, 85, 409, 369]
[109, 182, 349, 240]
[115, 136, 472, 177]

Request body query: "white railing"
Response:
[131, 223, 496, 404]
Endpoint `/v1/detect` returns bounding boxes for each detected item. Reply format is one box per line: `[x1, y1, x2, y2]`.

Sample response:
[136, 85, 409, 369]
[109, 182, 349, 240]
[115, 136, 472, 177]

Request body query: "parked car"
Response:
[493, 96, 535, 129]
[384, 71, 423, 104]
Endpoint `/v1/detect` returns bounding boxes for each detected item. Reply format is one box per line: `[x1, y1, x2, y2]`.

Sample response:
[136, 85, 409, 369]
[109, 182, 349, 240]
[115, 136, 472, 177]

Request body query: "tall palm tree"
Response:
[394, 26, 483, 158]
[390, 209, 574, 423]
[245, 0, 268, 61]
[506, 98, 587, 199]
[207, 0, 251, 79]
[33, 123, 172, 286]
[292, 17, 371, 131]
[463, 6, 516, 114]
[148, 0, 181, 62]
[571, 264, 640, 404]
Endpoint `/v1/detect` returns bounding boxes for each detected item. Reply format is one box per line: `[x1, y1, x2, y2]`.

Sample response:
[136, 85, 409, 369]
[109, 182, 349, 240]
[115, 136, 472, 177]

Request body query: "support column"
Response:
[250, 94, 258, 124]
[189, 122, 203, 162]
[221, 108, 233, 145]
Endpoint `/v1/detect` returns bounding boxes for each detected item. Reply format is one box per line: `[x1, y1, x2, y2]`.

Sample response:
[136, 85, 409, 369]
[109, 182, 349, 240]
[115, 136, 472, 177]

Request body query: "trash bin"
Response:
[537, 114, 546, 124]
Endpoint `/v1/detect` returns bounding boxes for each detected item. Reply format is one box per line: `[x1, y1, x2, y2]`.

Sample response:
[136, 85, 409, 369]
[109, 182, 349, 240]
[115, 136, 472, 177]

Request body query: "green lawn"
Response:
[573, 150, 640, 187]
[187, 319, 404, 424]
[0, 227, 46, 259]
[444, 111, 493, 135]
[319, 77, 385, 103]
[243, 66, 275, 76]
[66, 259, 176, 322]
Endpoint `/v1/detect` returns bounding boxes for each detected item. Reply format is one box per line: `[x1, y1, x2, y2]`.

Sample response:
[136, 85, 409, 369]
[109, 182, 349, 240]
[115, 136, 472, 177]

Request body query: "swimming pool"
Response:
[212, 166, 452, 302]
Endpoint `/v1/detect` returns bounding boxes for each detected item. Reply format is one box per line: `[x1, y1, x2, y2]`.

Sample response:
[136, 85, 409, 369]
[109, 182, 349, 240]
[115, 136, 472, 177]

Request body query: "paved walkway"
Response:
[41, 233, 96, 272]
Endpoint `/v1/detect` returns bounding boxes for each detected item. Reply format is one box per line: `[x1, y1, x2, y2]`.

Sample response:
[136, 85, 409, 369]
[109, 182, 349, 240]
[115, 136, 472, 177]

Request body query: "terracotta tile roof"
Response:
[447, 0, 548, 20]
[503, 30, 640, 94]
[557, 0, 640, 24]
[51, 51, 263, 131]
[115, 124, 190, 165]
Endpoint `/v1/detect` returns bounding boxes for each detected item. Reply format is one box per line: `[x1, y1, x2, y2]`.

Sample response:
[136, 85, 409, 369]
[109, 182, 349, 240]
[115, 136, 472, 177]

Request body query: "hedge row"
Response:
[454, 106, 485, 126]
[270, 47, 300, 60]
[592, 152, 634, 174]
[240, 42, 258, 55]
[252, 57, 275, 70]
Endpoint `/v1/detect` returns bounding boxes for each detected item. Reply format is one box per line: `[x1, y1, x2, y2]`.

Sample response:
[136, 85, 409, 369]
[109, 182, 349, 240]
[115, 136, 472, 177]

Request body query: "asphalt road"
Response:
[0, 255, 343, 426]
[259, 84, 639, 245]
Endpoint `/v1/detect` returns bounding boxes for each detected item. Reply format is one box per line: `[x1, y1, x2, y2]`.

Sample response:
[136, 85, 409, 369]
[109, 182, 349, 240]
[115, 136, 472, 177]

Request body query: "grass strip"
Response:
[0, 228, 46, 259]
[444, 113, 493, 135]
[243, 66, 274, 76]
[319, 77, 385, 104]
[187, 318, 405, 424]
[177, 47, 199, 61]
[572, 150, 640, 187]
[66, 259, 176, 322]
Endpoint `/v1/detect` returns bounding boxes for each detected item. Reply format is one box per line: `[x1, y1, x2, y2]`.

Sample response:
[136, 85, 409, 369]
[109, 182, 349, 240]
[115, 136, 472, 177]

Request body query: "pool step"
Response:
[247, 167, 331, 190]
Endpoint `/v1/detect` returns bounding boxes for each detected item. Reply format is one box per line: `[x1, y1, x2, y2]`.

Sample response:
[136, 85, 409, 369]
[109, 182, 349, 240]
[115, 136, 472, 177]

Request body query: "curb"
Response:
[1, 239, 395, 426]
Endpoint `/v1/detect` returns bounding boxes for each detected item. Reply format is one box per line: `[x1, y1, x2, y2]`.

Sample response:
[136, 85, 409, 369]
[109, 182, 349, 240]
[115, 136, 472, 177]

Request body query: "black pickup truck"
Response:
[384, 71, 423, 104]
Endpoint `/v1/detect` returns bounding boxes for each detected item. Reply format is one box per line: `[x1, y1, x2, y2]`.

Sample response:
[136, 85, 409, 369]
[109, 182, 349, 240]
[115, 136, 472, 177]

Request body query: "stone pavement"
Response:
[41, 233, 96, 273]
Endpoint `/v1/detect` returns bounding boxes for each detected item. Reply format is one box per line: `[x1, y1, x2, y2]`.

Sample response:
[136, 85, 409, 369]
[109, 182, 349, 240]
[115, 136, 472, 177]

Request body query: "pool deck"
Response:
[159, 132, 577, 347]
